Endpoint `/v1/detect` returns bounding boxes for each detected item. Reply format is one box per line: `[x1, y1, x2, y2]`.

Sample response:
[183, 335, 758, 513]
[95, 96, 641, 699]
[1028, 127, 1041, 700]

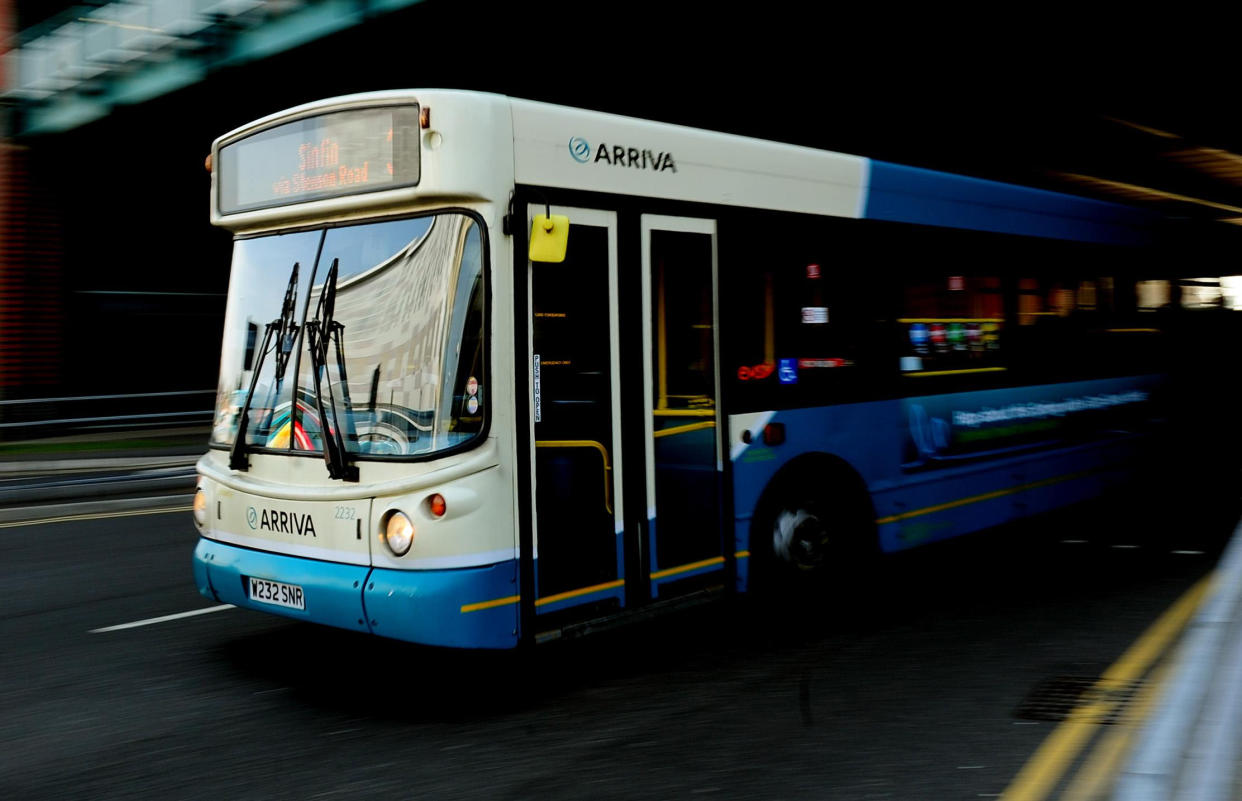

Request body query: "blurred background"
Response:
[3, 0, 1242, 439]
[8, 7, 1242, 800]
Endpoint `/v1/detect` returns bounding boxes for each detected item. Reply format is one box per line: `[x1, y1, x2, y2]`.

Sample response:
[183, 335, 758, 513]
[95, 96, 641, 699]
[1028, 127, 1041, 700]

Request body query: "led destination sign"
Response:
[218, 105, 421, 215]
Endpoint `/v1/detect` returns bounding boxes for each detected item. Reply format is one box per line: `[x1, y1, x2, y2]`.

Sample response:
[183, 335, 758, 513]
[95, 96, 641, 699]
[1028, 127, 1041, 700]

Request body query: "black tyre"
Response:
[750, 460, 877, 597]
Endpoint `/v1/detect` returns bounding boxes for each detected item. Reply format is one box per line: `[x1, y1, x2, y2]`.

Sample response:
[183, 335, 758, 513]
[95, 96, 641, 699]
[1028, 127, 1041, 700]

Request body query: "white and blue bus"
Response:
[193, 90, 1178, 648]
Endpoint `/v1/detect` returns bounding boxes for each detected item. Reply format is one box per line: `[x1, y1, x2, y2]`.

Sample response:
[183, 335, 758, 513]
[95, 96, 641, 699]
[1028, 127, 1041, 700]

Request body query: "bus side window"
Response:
[897, 274, 1003, 377]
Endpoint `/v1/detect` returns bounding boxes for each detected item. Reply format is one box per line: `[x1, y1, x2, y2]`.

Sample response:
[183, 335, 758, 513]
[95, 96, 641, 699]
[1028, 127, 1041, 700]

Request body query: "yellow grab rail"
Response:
[653, 421, 716, 439]
[535, 440, 613, 514]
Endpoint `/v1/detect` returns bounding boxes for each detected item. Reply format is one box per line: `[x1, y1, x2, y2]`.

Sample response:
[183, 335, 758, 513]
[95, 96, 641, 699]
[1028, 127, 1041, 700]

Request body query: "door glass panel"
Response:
[532, 221, 620, 602]
[650, 229, 722, 578]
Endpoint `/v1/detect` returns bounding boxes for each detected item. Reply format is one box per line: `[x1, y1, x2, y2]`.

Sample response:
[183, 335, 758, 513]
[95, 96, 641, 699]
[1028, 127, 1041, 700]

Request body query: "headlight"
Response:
[384, 511, 415, 556]
[192, 488, 208, 528]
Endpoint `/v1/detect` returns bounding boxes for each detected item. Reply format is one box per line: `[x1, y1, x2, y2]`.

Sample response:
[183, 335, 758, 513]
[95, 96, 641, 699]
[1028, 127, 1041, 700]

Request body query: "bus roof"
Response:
[212, 89, 1159, 245]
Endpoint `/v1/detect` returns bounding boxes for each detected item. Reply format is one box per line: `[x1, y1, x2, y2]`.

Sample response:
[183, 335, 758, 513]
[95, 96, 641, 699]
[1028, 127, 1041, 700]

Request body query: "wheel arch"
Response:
[745, 451, 879, 579]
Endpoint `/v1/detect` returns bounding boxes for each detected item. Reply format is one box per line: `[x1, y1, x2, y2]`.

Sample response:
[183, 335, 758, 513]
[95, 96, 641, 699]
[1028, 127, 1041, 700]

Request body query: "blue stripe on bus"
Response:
[863, 161, 1157, 245]
[194, 538, 521, 648]
[367, 561, 519, 649]
[194, 538, 371, 634]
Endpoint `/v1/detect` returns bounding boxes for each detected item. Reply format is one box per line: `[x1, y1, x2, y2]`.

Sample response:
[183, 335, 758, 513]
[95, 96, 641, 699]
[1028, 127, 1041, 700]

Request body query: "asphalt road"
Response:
[1, 488, 1236, 801]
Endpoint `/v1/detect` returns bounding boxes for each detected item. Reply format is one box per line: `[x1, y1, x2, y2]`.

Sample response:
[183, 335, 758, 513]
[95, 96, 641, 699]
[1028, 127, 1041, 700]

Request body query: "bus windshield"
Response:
[211, 211, 486, 461]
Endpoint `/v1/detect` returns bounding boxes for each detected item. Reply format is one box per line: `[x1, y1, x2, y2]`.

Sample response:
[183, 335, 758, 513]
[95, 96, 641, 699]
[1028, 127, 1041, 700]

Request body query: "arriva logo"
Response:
[247, 505, 318, 537]
[568, 137, 592, 163]
[567, 135, 677, 173]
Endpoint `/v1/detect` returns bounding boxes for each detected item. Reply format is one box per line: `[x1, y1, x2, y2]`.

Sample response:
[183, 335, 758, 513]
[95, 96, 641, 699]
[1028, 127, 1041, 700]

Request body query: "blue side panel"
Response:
[192, 539, 214, 601]
[865, 161, 1157, 245]
[196, 538, 371, 634]
[731, 401, 900, 524]
[734, 552, 750, 594]
[367, 561, 518, 649]
[874, 466, 1018, 552]
[730, 375, 1163, 566]
[647, 516, 659, 582]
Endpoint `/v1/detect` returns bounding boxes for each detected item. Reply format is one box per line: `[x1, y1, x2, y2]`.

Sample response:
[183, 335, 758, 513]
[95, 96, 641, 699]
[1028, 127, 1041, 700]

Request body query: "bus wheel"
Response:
[753, 466, 875, 595]
[772, 505, 831, 571]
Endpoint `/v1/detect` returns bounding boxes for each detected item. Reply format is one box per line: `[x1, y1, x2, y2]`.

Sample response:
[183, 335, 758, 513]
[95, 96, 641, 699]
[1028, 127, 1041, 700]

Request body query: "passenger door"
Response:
[526, 206, 626, 618]
[641, 215, 725, 597]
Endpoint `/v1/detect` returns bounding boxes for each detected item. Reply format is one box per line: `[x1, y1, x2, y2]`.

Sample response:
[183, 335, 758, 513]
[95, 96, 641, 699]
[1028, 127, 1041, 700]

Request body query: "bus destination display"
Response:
[218, 105, 420, 214]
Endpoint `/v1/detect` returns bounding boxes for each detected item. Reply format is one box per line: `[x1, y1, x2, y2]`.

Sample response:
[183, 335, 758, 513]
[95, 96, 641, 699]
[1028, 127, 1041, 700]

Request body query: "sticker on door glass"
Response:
[533, 355, 542, 422]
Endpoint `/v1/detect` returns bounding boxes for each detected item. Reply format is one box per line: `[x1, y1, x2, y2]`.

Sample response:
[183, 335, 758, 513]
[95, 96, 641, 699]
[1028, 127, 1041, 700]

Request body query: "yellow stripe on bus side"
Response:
[463, 470, 1106, 612]
[535, 579, 625, 607]
[459, 595, 520, 614]
[650, 556, 725, 581]
[459, 579, 626, 614]
[875, 471, 1094, 525]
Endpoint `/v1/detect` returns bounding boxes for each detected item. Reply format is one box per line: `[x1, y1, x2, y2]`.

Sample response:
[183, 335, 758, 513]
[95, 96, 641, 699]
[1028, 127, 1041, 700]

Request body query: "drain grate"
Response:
[1015, 675, 1143, 724]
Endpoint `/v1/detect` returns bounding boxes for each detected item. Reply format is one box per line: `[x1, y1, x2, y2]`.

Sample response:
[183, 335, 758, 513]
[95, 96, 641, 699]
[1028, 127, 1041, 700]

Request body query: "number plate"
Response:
[247, 577, 305, 610]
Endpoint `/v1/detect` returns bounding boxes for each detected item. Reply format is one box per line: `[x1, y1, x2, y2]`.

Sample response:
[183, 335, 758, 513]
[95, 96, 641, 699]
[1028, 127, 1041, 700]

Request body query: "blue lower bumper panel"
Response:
[194, 538, 519, 649]
[195, 538, 371, 634]
[366, 561, 518, 649]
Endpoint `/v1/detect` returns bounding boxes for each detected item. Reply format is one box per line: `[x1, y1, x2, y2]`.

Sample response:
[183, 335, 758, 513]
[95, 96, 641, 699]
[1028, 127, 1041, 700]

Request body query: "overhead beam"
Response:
[12, 0, 424, 136]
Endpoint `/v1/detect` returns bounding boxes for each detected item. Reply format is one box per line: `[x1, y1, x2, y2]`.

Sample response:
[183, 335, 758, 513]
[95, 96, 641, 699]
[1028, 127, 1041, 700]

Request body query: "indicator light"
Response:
[428, 494, 447, 518]
[763, 423, 786, 446]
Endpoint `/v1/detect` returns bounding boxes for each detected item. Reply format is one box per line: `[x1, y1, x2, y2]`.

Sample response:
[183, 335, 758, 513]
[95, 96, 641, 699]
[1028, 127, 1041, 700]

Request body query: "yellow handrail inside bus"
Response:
[652, 408, 715, 418]
[535, 440, 612, 514]
[653, 421, 716, 439]
[903, 366, 1008, 377]
[897, 317, 1004, 324]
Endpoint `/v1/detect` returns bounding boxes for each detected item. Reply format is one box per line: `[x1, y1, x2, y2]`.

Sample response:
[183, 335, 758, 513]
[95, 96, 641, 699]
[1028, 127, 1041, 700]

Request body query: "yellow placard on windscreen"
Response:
[529, 214, 569, 263]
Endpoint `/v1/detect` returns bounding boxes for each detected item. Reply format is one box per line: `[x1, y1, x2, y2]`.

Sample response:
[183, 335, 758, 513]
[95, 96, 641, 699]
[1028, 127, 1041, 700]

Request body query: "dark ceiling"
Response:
[12, 2, 1242, 230]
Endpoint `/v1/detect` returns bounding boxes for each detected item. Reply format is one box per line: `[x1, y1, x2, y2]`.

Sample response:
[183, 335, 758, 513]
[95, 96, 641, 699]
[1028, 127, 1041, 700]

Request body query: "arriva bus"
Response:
[193, 90, 1175, 648]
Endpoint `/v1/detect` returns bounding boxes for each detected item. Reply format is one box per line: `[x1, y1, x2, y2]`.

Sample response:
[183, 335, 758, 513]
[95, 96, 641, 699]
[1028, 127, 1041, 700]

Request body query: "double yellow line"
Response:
[999, 573, 1215, 801]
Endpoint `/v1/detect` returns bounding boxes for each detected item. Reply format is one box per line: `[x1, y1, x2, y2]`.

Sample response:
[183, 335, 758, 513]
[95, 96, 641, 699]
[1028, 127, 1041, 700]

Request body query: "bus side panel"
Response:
[730, 401, 896, 523]
[729, 400, 898, 591]
[730, 374, 1164, 581]
[365, 561, 519, 649]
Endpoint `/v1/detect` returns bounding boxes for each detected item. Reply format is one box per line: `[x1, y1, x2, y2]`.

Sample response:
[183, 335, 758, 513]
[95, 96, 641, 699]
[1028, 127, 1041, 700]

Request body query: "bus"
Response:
[193, 89, 1183, 649]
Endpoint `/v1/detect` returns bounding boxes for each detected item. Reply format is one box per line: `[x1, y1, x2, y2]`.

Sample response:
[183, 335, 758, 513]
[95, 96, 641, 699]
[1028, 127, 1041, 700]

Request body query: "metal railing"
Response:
[0, 390, 215, 437]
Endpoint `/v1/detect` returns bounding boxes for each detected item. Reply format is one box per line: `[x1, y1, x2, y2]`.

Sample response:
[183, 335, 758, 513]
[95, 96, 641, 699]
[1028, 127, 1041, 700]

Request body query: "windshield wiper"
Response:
[230, 263, 300, 472]
[305, 258, 359, 482]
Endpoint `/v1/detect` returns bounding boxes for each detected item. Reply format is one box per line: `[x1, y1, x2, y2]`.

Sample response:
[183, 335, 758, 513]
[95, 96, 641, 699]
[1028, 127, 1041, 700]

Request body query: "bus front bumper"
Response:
[193, 538, 519, 649]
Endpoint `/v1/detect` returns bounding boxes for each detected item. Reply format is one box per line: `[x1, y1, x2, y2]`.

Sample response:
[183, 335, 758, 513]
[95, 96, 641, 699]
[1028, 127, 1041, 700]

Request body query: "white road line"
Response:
[90, 604, 234, 633]
[1173, 550, 1206, 555]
